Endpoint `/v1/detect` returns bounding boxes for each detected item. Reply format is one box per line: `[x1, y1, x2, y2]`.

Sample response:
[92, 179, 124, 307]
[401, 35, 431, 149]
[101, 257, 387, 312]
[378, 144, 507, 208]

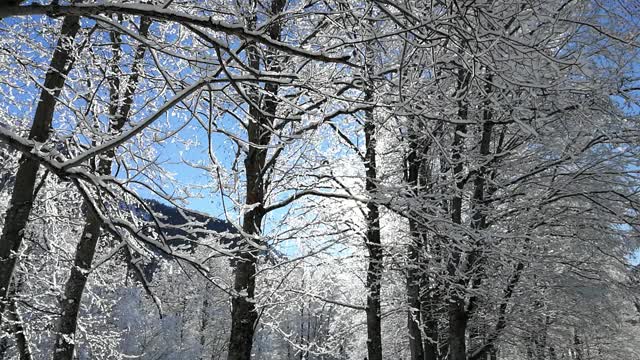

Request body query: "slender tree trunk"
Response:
[200, 296, 209, 360]
[299, 286, 305, 360]
[364, 109, 383, 360]
[465, 78, 496, 360]
[227, 145, 264, 360]
[0, 15, 80, 328]
[407, 225, 440, 360]
[0, 285, 31, 360]
[52, 18, 150, 360]
[227, 2, 285, 359]
[422, 286, 439, 360]
[405, 129, 425, 360]
[0, 334, 6, 359]
[447, 67, 470, 360]
[360, 30, 383, 359]
[52, 207, 102, 360]
[407, 231, 425, 360]
[448, 302, 468, 360]
[488, 345, 497, 360]
[360, 39, 384, 359]
[469, 261, 523, 360]
[404, 117, 442, 360]
[9, 294, 31, 360]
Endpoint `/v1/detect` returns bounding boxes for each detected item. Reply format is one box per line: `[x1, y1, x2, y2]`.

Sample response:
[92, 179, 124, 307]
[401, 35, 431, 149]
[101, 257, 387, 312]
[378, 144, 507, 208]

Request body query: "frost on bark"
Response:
[404, 120, 441, 360]
[52, 17, 151, 360]
[0, 14, 80, 327]
[363, 97, 383, 360]
[361, 40, 384, 358]
[446, 64, 471, 360]
[0, 285, 31, 360]
[227, 1, 286, 359]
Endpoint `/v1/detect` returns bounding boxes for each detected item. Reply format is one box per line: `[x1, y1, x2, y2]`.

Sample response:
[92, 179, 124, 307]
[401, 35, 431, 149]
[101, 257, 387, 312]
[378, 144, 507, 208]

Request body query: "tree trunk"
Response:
[52, 207, 102, 360]
[403, 116, 442, 360]
[227, 2, 285, 359]
[407, 233, 425, 360]
[447, 66, 470, 360]
[359, 27, 384, 358]
[405, 128, 425, 360]
[52, 17, 150, 360]
[227, 154, 264, 360]
[0, 287, 31, 360]
[488, 345, 497, 360]
[200, 295, 209, 360]
[364, 111, 383, 360]
[8, 300, 32, 360]
[422, 288, 439, 360]
[407, 229, 441, 360]
[448, 301, 468, 360]
[0, 14, 80, 327]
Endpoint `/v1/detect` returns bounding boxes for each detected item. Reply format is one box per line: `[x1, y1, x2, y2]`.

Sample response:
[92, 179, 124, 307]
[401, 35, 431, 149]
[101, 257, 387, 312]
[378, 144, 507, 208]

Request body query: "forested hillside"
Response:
[0, 0, 639, 359]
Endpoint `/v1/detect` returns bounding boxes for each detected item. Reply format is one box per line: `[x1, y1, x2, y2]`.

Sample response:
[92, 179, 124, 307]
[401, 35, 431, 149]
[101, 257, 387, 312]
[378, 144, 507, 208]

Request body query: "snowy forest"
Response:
[0, 0, 639, 359]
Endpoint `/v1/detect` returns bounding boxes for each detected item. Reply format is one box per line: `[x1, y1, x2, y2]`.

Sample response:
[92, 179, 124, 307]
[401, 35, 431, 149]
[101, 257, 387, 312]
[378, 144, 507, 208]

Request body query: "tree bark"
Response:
[52, 207, 102, 360]
[200, 295, 209, 360]
[407, 231, 425, 360]
[227, 2, 286, 359]
[422, 286, 439, 360]
[0, 14, 80, 328]
[405, 123, 425, 360]
[9, 296, 31, 360]
[469, 261, 523, 360]
[404, 117, 443, 360]
[52, 17, 150, 360]
[448, 301, 468, 360]
[447, 66, 470, 360]
[407, 224, 441, 360]
[355, 15, 384, 355]
[0, 286, 32, 360]
[364, 105, 383, 360]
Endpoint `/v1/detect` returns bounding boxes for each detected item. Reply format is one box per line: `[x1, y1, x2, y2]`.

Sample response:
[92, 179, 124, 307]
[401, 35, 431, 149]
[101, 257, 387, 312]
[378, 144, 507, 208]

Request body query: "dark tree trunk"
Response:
[52, 18, 150, 360]
[200, 294, 209, 360]
[0, 15, 80, 327]
[469, 261, 523, 360]
[227, 2, 286, 359]
[52, 207, 102, 360]
[0, 285, 31, 360]
[488, 345, 497, 360]
[407, 232, 425, 360]
[228, 245, 260, 360]
[0, 302, 30, 360]
[448, 301, 468, 360]
[407, 225, 441, 360]
[447, 67, 470, 360]
[422, 288, 439, 360]
[405, 127, 425, 360]
[357, 24, 384, 357]
[403, 117, 443, 360]
[364, 106, 383, 360]
[465, 78, 497, 360]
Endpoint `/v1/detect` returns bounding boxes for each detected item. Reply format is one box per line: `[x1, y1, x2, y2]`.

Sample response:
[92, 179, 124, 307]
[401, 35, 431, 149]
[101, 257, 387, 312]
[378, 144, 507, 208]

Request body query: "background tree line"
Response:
[0, 0, 639, 359]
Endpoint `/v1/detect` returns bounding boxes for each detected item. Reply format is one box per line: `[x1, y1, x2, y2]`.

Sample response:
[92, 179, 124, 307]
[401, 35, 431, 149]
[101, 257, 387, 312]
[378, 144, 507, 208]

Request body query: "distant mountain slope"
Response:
[134, 199, 238, 279]
[144, 199, 235, 237]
